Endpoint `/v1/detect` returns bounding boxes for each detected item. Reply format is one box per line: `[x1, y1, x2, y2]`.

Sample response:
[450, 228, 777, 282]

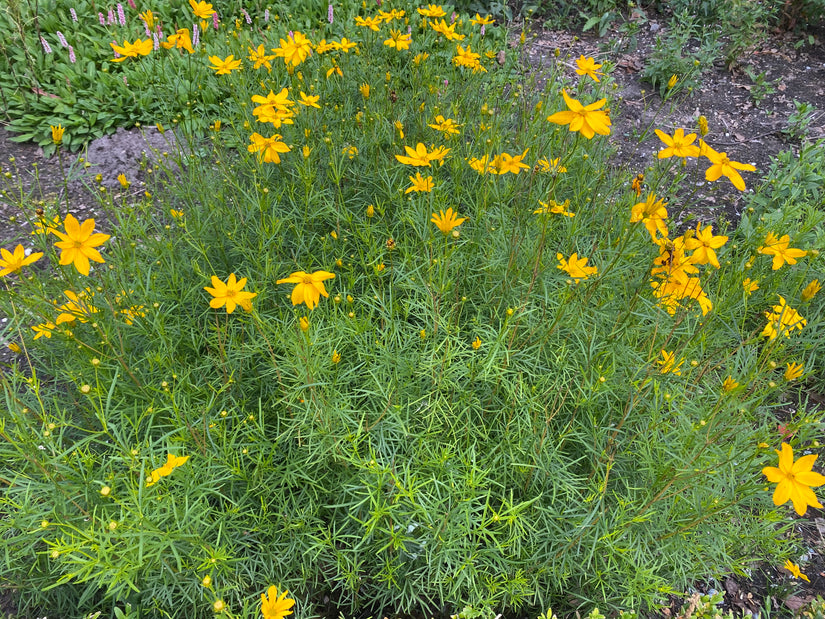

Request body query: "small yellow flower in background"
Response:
[209, 55, 242, 75]
[394, 120, 405, 139]
[248, 133, 291, 164]
[7, 342, 21, 353]
[491, 150, 530, 174]
[700, 142, 756, 191]
[117, 173, 130, 188]
[762, 296, 805, 340]
[742, 278, 758, 295]
[50, 125, 65, 145]
[213, 600, 226, 613]
[430, 18, 465, 42]
[654, 128, 700, 158]
[452, 44, 485, 72]
[32, 322, 55, 340]
[417, 4, 446, 17]
[667, 74, 678, 89]
[111, 39, 153, 62]
[161, 28, 195, 54]
[31, 215, 61, 236]
[801, 279, 821, 302]
[384, 29, 412, 50]
[431, 208, 467, 235]
[332, 350, 341, 364]
[261, 586, 295, 619]
[139, 9, 155, 28]
[405, 172, 434, 194]
[472, 336, 481, 350]
[273, 31, 313, 67]
[378, 8, 405, 22]
[0, 244, 43, 277]
[428, 115, 462, 136]
[657, 349, 684, 376]
[146, 453, 191, 487]
[299, 316, 309, 332]
[276, 270, 336, 310]
[366, 205, 375, 218]
[248, 44, 276, 70]
[631, 173, 644, 196]
[762, 442, 825, 516]
[630, 193, 668, 241]
[302, 145, 311, 159]
[534, 199, 575, 217]
[784, 362, 804, 381]
[52, 214, 110, 276]
[343, 145, 358, 159]
[188, 0, 215, 19]
[396, 143, 435, 166]
[783, 560, 810, 582]
[722, 376, 739, 392]
[359, 83, 371, 98]
[556, 253, 597, 282]
[757, 232, 807, 270]
[297, 91, 320, 108]
[211, 120, 222, 132]
[54, 289, 100, 324]
[202, 575, 212, 587]
[170, 209, 184, 219]
[575, 55, 603, 82]
[354, 15, 383, 30]
[100, 485, 111, 496]
[547, 90, 611, 139]
[536, 158, 566, 174]
[420, 329, 426, 339]
[684, 223, 727, 268]
[469, 13, 494, 26]
[697, 115, 709, 136]
[204, 274, 257, 313]
[413, 52, 429, 65]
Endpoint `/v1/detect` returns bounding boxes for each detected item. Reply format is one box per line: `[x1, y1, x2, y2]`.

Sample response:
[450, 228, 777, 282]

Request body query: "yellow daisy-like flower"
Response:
[248, 45, 276, 70]
[431, 208, 467, 235]
[209, 54, 242, 75]
[146, 453, 191, 487]
[297, 91, 320, 108]
[722, 376, 739, 392]
[757, 232, 807, 271]
[428, 115, 461, 136]
[355, 15, 383, 30]
[405, 172, 434, 194]
[547, 90, 611, 139]
[161, 28, 194, 54]
[276, 270, 336, 310]
[247, 133, 291, 164]
[534, 199, 575, 217]
[110, 38, 153, 62]
[556, 252, 597, 282]
[762, 296, 806, 340]
[742, 278, 759, 295]
[396, 143, 434, 166]
[50, 125, 65, 145]
[762, 442, 825, 516]
[575, 55, 603, 82]
[654, 128, 700, 158]
[683, 223, 727, 268]
[469, 13, 494, 26]
[52, 214, 110, 276]
[261, 586, 295, 619]
[784, 362, 804, 381]
[801, 279, 821, 302]
[273, 31, 312, 67]
[700, 141, 756, 191]
[417, 4, 446, 17]
[783, 560, 810, 582]
[384, 29, 412, 50]
[657, 349, 684, 375]
[0, 244, 43, 277]
[204, 274, 257, 313]
[188, 0, 215, 19]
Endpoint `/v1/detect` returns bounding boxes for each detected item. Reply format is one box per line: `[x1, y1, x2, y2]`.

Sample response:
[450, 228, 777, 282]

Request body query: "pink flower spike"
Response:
[127, 0, 135, 7]
[40, 36, 53, 54]
[70, 7, 78, 21]
[56, 31, 68, 47]
[327, 3, 333, 23]
[242, 8, 251, 23]
[264, 8, 270, 22]
[123, 75, 128, 85]
[451, 11, 456, 23]
[99, 12, 105, 25]
[480, 24, 485, 36]
[107, 8, 115, 24]
[143, 20, 150, 36]
[117, 3, 125, 25]
[152, 32, 159, 50]
[112, 41, 120, 57]
[212, 12, 219, 29]
[68, 45, 76, 63]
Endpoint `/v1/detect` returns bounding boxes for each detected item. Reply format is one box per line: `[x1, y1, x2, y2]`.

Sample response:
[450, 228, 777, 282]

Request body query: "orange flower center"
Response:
[302, 275, 313, 284]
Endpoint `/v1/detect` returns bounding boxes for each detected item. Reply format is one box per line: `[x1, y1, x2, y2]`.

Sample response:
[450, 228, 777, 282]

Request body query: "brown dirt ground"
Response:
[0, 16, 824, 618]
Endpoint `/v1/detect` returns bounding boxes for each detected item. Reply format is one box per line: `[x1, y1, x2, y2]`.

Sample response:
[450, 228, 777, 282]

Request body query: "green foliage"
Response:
[1, 1, 825, 618]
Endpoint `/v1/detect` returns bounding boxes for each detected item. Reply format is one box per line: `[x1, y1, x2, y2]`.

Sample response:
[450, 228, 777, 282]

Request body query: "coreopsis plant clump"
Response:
[1, 1, 824, 618]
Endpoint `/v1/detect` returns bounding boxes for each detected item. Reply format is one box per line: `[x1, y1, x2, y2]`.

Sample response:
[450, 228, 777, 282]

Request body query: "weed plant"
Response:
[1, 1, 825, 618]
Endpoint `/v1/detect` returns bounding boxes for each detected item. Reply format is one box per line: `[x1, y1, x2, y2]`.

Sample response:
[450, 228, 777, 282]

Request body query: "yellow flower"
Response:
[52, 214, 110, 276]
[355, 15, 383, 30]
[117, 173, 130, 188]
[384, 29, 412, 50]
[261, 586, 295, 619]
[405, 172, 434, 194]
[784, 362, 804, 381]
[252, 88, 296, 128]
[170, 209, 185, 219]
[188, 0, 215, 19]
[297, 91, 320, 108]
[7, 342, 21, 353]
[761, 296, 805, 340]
[700, 142, 756, 191]
[657, 349, 684, 375]
[343, 145, 358, 159]
[0, 244, 43, 277]
[378, 8, 405, 22]
[332, 350, 341, 364]
[54, 289, 100, 324]
[31, 215, 61, 236]
[742, 278, 759, 295]
[417, 4, 446, 17]
[209, 54, 242, 75]
[359, 83, 370, 98]
[413, 52, 429, 65]
[111, 38, 153, 62]
[757, 232, 807, 270]
[366, 205, 375, 218]
[139, 9, 155, 28]
[50, 125, 65, 145]
[204, 274, 257, 313]
[722, 376, 739, 392]
[801, 279, 821, 302]
[654, 129, 700, 158]
[273, 31, 312, 67]
[302, 145, 311, 158]
[161, 29, 194, 54]
[248, 133, 291, 163]
[575, 55, 603, 82]
[213, 600, 226, 613]
[536, 158, 566, 174]
[452, 44, 485, 72]
[31, 322, 56, 340]
[783, 559, 810, 582]
[684, 223, 727, 268]
[491, 149, 530, 174]
[667, 74, 678, 89]
[299, 316, 309, 332]
[762, 442, 825, 516]
[326, 64, 343, 79]
[431, 19, 465, 41]
[534, 199, 575, 217]
[146, 453, 191, 487]
[697, 115, 709, 136]
[248, 45, 276, 70]
[547, 90, 611, 139]
[469, 13, 494, 26]
[431, 208, 467, 235]
[472, 336, 481, 350]
[630, 193, 669, 241]
[428, 115, 461, 136]
[276, 270, 336, 310]
[556, 253, 597, 282]
[396, 143, 434, 166]
[336, 37, 357, 52]
[394, 120, 404, 139]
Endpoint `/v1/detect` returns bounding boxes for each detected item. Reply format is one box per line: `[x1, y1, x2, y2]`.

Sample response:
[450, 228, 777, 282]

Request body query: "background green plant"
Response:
[1, 1, 825, 618]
